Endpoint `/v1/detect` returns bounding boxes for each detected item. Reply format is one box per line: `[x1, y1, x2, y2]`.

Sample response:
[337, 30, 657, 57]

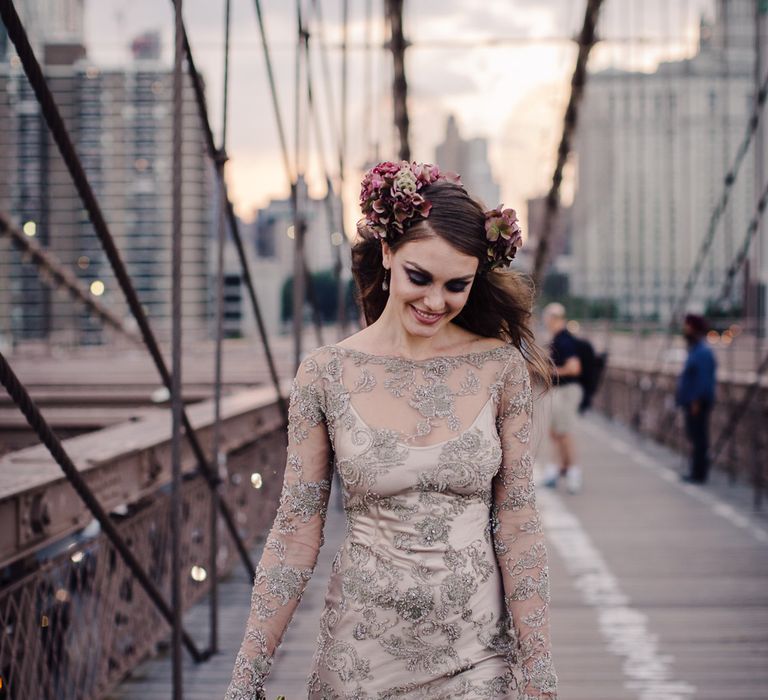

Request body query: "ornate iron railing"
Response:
[0, 389, 287, 700]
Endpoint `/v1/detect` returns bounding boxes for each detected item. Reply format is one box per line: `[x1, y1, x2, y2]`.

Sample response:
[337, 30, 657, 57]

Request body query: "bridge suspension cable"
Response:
[662, 70, 768, 333]
[309, 0, 343, 176]
[170, 0, 185, 691]
[250, 0, 295, 186]
[0, 349, 207, 663]
[307, 0, 351, 338]
[0, 0, 260, 589]
[641, 68, 768, 439]
[531, 0, 605, 289]
[0, 213, 141, 346]
[208, 0, 233, 658]
[711, 347, 768, 476]
[176, 2, 292, 415]
[246, 0, 328, 367]
[385, 0, 410, 161]
[714, 179, 768, 309]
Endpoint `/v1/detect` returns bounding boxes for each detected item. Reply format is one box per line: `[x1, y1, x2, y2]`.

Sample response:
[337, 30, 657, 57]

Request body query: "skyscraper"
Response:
[570, 0, 755, 320]
[246, 176, 343, 336]
[435, 115, 500, 208]
[0, 27, 213, 345]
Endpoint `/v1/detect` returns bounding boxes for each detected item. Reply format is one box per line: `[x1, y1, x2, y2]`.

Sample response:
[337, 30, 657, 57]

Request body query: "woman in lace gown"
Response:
[225, 162, 558, 699]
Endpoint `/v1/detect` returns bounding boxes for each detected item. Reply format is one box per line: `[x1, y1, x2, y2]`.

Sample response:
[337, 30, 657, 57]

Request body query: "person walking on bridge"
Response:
[225, 162, 557, 699]
[541, 303, 583, 493]
[676, 313, 717, 484]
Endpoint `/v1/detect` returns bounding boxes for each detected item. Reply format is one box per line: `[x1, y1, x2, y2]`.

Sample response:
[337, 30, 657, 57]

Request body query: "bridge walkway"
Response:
[108, 415, 768, 700]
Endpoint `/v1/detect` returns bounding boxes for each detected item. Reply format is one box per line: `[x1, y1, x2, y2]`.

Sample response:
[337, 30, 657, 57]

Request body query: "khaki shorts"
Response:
[550, 383, 582, 435]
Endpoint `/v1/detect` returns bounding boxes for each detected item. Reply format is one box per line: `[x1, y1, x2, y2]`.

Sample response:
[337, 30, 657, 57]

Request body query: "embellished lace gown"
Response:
[225, 344, 558, 699]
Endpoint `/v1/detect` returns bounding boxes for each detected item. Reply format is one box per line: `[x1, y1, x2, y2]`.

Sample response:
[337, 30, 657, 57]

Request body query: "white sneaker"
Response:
[542, 463, 559, 488]
[566, 465, 583, 494]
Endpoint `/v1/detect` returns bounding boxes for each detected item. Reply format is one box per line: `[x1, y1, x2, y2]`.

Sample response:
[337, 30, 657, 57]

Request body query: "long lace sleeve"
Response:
[491, 350, 557, 698]
[225, 352, 333, 700]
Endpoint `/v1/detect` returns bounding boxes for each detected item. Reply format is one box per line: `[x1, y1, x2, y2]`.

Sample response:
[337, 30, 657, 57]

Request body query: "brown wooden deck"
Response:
[107, 415, 768, 700]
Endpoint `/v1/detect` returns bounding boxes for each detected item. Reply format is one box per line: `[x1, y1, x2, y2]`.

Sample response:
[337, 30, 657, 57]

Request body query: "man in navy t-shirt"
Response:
[542, 303, 583, 493]
[675, 313, 717, 484]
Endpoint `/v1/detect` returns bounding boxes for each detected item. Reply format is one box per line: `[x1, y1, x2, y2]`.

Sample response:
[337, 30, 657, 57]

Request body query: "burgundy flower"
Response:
[358, 161, 522, 270]
[359, 160, 445, 240]
[484, 207, 523, 270]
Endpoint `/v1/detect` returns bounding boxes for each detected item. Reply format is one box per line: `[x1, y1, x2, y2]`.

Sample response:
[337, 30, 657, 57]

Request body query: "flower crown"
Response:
[359, 160, 523, 271]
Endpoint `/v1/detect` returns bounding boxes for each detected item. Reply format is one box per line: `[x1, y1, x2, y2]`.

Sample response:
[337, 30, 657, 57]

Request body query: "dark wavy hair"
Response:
[351, 180, 551, 386]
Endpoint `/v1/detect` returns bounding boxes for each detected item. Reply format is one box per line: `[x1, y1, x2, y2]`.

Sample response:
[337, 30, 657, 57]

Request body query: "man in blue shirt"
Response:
[675, 314, 717, 484]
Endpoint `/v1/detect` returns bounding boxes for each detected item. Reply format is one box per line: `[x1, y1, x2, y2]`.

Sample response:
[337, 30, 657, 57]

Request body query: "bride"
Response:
[225, 161, 557, 699]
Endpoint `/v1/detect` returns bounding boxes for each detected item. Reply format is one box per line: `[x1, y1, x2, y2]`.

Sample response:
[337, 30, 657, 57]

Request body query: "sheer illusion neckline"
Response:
[330, 342, 510, 364]
[345, 396, 496, 451]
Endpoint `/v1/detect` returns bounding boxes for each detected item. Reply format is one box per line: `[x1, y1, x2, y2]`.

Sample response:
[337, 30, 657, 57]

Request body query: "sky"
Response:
[81, 0, 718, 229]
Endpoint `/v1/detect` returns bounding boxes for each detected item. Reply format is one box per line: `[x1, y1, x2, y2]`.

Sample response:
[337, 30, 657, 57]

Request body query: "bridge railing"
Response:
[594, 358, 767, 508]
[0, 387, 287, 700]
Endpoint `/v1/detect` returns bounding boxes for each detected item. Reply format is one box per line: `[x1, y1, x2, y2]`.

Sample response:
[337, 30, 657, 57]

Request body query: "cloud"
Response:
[406, 0, 533, 37]
[79, 0, 717, 223]
[409, 61, 477, 98]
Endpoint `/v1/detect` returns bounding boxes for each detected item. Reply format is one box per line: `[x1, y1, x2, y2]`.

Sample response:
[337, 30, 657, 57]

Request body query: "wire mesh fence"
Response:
[0, 422, 286, 700]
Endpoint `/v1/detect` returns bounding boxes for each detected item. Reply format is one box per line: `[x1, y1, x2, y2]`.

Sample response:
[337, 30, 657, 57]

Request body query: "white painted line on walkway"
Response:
[609, 437, 632, 455]
[582, 421, 768, 546]
[539, 489, 697, 700]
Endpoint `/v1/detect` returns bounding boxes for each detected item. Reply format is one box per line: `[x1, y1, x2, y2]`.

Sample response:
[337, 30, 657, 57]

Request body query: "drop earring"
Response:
[382, 268, 390, 291]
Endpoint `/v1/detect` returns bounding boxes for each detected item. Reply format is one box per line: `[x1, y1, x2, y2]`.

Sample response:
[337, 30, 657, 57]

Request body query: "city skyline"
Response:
[75, 0, 717, 230]
[0, 14, 213, 344]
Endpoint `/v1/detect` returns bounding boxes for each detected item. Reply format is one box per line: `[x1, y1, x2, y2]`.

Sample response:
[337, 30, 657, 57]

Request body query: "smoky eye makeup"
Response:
[404, 265, 471, 292]
[405, 268, 430, 286]
[446, 280, 470, 293]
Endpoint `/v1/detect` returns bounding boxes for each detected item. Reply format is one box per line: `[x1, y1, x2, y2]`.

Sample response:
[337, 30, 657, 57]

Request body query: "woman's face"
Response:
[382, 234, 479, 339]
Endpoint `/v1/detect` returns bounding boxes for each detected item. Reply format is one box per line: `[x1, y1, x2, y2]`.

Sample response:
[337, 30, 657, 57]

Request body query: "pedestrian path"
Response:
[541, 416, 768, 700]
[108, 415, 768, 700]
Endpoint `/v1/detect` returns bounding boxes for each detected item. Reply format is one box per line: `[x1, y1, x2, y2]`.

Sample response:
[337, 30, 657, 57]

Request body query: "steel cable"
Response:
[662, 70, 768, 335]
[0, 350, 204, 662]
[309, 0, 342, 176]
[170, 0, 185, 691]
[713, 178, 768, 308]
[0, 0, 257, 579]
[304, 29, 340, 243]
[711, 349, 768, 466]
[251, 0, 295, 186]
[385, 0, 410, 161]
[0, 213, 141, 345]
[308, 0, 350, 337]
[177, 8, 288, 423]
[531, 0, 605, 288]
[207, 0, 233, 659]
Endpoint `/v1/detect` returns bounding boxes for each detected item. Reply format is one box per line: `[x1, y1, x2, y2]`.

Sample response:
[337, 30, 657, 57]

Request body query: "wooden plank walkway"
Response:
[107, 416, 768, 700]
